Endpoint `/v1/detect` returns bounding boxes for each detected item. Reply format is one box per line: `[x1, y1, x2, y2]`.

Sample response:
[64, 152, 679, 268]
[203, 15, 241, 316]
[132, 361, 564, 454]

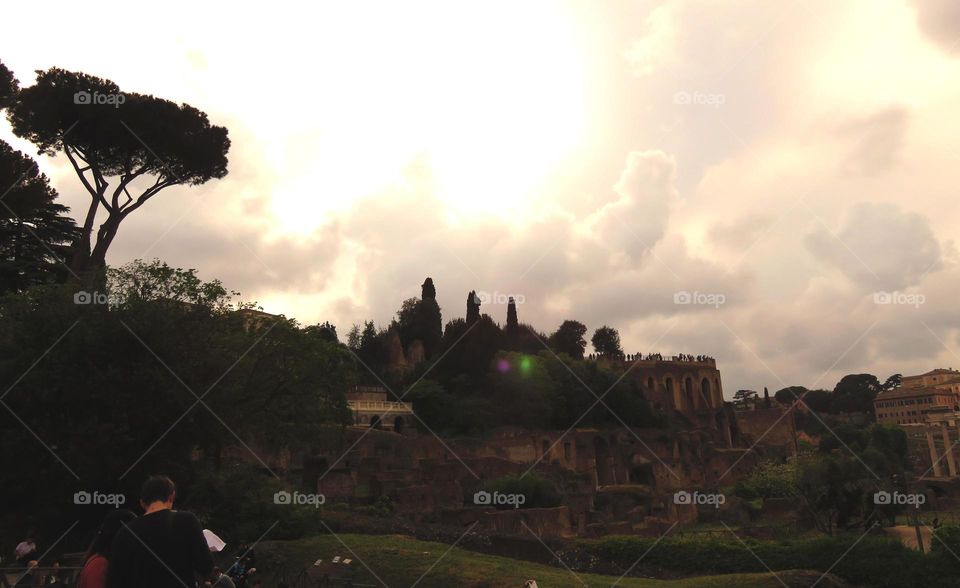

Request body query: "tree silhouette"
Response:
[466, 290, 481, 322]
[591, 325, 622, 356]
[831, 373, 881, 413]
[421, 277, 437, 300]
[882, 373, 902, 391]
[0, 60, 18, 109]
[7, 67, 230, 281]
[774, 386, 808, 404]
[396, 287, 443, 359]
[506, 297, 518, 331]
[547, 320, 587, 359]
[0, 140, 79, 293]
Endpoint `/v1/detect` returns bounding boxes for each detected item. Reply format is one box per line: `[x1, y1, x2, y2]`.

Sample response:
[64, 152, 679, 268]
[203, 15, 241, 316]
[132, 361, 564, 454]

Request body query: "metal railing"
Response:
[347, 400, 413, 412]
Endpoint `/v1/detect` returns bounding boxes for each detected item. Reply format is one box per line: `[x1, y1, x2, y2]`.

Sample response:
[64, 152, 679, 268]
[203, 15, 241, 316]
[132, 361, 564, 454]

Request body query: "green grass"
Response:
[254, 534, 836, 587]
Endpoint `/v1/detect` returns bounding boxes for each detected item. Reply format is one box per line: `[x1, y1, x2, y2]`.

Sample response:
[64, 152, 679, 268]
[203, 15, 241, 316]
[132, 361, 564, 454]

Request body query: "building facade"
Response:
[874, 368, 960, 425]
[346, 385, 416, 434]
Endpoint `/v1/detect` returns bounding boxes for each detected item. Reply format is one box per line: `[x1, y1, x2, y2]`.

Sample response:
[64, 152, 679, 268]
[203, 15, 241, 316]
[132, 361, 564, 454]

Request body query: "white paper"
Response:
[203, 529, 226, 552]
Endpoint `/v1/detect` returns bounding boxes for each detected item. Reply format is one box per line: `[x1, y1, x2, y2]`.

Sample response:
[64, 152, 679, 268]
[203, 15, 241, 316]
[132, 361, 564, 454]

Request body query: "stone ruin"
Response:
[294, 417, 758, 539]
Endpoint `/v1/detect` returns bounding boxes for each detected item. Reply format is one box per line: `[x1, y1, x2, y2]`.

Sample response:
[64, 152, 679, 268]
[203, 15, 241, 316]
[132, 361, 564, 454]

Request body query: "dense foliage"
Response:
[571, 532, 949, 588]
[0, 140, 80, 293]
[732, 424, 910, 535]
[407, 351, 663, 435]
[6, 65, 230, 277]
[773, 373, 900, 415]
[0, 260, 354, 543]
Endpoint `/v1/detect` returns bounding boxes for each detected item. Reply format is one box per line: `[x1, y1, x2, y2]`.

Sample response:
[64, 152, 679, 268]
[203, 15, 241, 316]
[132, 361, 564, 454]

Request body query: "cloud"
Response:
[708, 214, 774, 252]
[6, 0, 960, 397]
[911, 0, 960, 55]
[586, 150, 676, 262]
[804, 202, 942, 290]
[836, 107, 910, 175]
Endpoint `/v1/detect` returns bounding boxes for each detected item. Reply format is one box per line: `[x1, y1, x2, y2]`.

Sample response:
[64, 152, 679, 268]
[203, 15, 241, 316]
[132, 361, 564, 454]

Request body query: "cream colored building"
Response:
[346, 385, 415, 434]
[874, 368, 960, 426]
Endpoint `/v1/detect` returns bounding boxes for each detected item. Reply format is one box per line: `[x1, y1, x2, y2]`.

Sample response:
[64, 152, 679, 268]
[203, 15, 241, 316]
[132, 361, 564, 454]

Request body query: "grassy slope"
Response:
[255, 534, 835, 588]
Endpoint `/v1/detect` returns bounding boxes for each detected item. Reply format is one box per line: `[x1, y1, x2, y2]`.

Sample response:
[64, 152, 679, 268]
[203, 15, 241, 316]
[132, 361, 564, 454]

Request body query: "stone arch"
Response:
[664, 376, 675, 409]
[542, 439, 551, 459]
[370, 415, 382, 429]
[700, 378, 712, 408]
[716, 410, 733, 447]
[360, 415, 368, 424]
[630, 454, 655, 486]
[647, 376, 654, 391]
[301, 455, 329, 490]
[393, 416, 405, 434]
[684, 377, 695, 410]
[593, 437, 614, 487]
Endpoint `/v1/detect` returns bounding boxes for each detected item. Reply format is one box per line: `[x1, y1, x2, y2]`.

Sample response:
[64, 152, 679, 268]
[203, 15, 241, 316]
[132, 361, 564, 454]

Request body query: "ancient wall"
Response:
[593, 356, 725, 416]
[735, 406, 797, 457]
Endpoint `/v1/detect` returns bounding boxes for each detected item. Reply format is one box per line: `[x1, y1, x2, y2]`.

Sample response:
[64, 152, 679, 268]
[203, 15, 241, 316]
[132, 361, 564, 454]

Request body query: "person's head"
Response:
[140, 475, 176, 511]
[88, 509, 136, 558]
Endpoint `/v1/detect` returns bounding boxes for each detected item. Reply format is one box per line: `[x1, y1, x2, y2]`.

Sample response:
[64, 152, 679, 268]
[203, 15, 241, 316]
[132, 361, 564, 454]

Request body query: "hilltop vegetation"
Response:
[253, 533, 831, 588]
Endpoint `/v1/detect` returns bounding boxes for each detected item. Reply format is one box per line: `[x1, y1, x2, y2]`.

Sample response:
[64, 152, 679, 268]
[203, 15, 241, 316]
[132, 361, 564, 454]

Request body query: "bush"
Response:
[733, 460, 798, 501]
[184, 464, 324, 542]
[354, 496, 397, 518]
[484, 474, 561, 509]
[575, 533, 945, 587]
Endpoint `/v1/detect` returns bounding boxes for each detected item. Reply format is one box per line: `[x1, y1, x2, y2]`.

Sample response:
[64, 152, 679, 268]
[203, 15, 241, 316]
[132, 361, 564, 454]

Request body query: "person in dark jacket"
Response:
[106, 475, 214, 588]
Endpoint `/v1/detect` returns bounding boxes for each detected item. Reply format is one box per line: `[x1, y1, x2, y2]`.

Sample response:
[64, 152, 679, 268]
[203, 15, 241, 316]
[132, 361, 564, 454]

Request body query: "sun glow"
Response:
[0, 0, 587, 235]
[261, 1, 589, 231]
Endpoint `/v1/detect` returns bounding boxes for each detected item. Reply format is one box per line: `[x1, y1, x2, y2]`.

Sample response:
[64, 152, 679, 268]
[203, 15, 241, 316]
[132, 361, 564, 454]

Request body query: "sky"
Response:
[2, 0, 960, 396]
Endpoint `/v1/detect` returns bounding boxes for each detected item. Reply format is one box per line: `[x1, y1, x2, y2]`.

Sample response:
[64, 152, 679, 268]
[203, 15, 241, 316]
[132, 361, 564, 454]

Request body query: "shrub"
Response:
[486, 474, 561, 509]
[574, 533, 944, 587]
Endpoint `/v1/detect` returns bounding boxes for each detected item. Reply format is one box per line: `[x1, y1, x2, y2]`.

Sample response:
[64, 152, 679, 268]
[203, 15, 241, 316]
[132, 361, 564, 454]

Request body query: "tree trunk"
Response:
[88, 214, 121, 273]
[69, 192, 101, 278]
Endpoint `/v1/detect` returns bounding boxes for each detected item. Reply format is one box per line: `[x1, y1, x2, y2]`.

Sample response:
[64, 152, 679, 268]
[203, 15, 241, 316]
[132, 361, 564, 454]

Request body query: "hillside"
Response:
[252, 534, 848, 587]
